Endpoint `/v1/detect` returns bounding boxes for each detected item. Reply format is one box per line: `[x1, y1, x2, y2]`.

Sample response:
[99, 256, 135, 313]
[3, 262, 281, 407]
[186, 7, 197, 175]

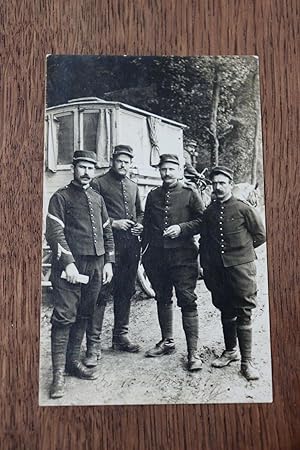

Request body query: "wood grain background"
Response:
[1, 1, 299, 449]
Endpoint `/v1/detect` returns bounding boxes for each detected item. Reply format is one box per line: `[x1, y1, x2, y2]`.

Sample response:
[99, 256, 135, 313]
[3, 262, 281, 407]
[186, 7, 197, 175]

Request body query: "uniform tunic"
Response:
[45, 181, 115, 325]
[142, 182, 205, 311]
[91, 169, 143, 303]
[199, 195, 266, 318]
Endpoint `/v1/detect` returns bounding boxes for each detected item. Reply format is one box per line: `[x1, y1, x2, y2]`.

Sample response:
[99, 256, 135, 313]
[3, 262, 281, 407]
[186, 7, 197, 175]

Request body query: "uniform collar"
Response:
[71, 180, 91, 190]
[109, 168, 127, 181]
[162, 181, 179, 191]
[215, 195, 234, 206]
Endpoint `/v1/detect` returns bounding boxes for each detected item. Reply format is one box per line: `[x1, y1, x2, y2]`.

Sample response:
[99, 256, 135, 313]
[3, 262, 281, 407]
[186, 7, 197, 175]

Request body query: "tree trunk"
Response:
[210, 61, 221, 167]
[251, 71, 260, 184]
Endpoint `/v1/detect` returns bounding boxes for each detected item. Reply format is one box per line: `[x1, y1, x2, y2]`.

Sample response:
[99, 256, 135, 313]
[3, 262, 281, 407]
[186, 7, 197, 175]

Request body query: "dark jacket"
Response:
[142, 181, 205, 249]
[45, 181, 115, 269]
[199, 195, 266, 268]
[92, 169, 143, 244]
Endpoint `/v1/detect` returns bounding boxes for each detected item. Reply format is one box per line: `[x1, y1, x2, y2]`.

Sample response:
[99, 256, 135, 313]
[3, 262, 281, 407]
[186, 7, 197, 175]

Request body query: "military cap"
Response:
[185, 139, 197, 148]
[73, 150, 97, 165]
[113, 144, 134, 158]
[158, 154, 180, 166]
[209, 165, 234, 181]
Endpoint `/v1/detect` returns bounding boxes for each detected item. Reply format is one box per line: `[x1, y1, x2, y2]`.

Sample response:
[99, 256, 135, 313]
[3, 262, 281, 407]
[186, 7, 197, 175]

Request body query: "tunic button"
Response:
[221, 251, 225, 254]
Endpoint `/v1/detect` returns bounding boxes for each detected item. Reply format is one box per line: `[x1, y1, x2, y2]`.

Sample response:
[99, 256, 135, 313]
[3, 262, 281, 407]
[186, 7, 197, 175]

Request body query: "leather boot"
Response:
[182, 311, 203, 371]
[84, 305, 105, 367]
[112, 297, 140, 352]
[50, 324, 70, 399]
[145, 303, 175, 357]
[212, 317, 240, 368]
[237, 323, 260, 381]
[66, 319, 98, 380]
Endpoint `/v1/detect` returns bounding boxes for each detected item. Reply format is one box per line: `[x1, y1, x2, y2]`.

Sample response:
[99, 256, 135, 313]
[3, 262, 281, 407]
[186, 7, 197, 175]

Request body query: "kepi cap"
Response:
[113, 145, 134, 158]
[73, 150, 97, 165]
[158, 154, 180, 166]
[185, 139, 197, 148]
[209, 165, 234, 181]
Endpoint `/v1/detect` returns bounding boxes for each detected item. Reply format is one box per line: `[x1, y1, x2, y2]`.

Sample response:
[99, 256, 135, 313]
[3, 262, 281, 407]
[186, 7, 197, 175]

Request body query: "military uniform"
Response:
[87, 167, 143, 352]
[142, 153, 205, 371]
[142, 181, 204, 310]
[200, 196, 266, 318]
[200, 164, 266, 380]
[45, 150, 115, 398]
[46, 181, 115, 325]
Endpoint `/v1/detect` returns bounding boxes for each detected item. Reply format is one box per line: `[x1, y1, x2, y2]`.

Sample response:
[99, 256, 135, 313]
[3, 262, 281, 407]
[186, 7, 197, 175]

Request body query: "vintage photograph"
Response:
[39, 55, 272, 406]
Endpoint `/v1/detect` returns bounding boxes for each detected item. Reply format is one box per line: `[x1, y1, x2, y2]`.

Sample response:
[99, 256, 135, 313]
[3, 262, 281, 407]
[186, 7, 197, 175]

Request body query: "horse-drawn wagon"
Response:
[42, 97, 188, 288]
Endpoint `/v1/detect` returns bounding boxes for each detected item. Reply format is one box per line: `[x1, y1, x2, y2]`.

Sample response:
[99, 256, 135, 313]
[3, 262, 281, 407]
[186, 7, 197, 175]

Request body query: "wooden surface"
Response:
[1, 1, 299, 449]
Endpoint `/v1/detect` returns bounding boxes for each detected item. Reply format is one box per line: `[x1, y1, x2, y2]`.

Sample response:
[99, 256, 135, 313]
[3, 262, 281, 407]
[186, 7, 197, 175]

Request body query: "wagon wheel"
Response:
[137, 261, 155, 298]
[42, 246, 52, 287]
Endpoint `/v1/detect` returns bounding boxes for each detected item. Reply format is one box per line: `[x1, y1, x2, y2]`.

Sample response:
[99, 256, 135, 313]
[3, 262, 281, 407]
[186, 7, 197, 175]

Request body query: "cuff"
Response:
[105, 251, 115, 264]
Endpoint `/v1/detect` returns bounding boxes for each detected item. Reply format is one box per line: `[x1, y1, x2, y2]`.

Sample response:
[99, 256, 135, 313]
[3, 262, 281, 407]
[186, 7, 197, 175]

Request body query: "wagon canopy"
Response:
[45, 97, 188, 176]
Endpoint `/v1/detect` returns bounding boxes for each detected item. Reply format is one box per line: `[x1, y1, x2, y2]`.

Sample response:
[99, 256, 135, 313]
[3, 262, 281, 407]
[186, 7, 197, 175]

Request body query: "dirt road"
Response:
[39, 246, 272, 406]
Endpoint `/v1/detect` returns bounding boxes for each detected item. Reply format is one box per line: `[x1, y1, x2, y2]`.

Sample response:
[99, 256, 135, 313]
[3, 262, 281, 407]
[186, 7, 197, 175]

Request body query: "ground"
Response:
[39, 246, 272, 406]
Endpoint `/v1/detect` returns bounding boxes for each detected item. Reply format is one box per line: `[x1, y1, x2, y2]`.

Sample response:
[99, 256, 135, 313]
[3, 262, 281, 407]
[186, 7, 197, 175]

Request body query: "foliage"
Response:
[47, 55, 262, 184]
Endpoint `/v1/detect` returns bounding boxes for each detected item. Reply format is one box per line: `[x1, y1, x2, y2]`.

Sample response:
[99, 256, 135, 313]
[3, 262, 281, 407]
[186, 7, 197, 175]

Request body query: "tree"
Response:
[47, 55, 262, 184]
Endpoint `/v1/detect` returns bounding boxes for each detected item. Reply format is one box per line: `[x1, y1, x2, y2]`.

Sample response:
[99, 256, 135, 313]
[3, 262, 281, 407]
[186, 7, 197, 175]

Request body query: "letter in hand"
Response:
[65, 262, 80, 284]
[112, 219, 135, 231]
[103, 262, 113, 285]
[163, 225, 181, 239]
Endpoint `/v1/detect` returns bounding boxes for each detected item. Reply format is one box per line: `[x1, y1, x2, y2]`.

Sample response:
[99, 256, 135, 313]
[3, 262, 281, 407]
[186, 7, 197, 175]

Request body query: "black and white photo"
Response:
[40, 55, 272, 405]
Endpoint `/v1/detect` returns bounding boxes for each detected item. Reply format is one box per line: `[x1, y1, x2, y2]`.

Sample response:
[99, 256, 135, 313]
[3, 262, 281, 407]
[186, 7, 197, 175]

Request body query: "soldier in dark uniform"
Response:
[45, 150, 115, 399]
[84, 145, 143, 366]
[142, 154, 205, 371]
[199, 166, 266, 380]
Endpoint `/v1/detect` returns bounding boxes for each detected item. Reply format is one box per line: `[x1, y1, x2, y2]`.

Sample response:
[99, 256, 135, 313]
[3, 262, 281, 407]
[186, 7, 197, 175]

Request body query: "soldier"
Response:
[183, 139, 202, 180]
[45, 150, 114, 399]
[84, 144, 143, 366]
[199, 166, 266, 380]
[142, 154, 205, 371]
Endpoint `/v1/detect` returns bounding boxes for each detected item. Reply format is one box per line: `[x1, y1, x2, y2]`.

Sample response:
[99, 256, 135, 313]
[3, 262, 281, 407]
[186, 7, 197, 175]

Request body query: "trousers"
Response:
[203, 261, 257, 320]
[50, 255, 104, 326]
[142, 245, 199, 312]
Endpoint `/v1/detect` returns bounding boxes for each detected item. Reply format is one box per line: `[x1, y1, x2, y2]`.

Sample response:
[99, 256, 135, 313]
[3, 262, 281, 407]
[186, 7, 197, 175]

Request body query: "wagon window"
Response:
[56, 113, 74, 164]
[83, 113, 98, 152]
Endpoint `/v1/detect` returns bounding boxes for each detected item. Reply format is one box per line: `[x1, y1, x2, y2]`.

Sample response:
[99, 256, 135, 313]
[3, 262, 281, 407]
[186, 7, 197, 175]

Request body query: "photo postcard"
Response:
[39, 55, 272, 406]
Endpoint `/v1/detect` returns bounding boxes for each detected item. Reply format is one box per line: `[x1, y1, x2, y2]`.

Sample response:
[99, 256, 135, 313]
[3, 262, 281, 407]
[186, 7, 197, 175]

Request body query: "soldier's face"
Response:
[159, 162, 180, 186]
[212, 174, 233, 202]
[73, 161, 95, 185]
[112, 154, 132, 177]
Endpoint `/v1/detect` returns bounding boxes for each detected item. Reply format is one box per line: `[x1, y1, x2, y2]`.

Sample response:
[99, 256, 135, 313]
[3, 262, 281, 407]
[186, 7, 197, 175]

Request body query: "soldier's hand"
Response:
[163, 225, 181, 239]
[65, 263, 80, 284]
[112, 219, 135, 231]
[131, 223, 143, 236]
[103, 262, 113, 285]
